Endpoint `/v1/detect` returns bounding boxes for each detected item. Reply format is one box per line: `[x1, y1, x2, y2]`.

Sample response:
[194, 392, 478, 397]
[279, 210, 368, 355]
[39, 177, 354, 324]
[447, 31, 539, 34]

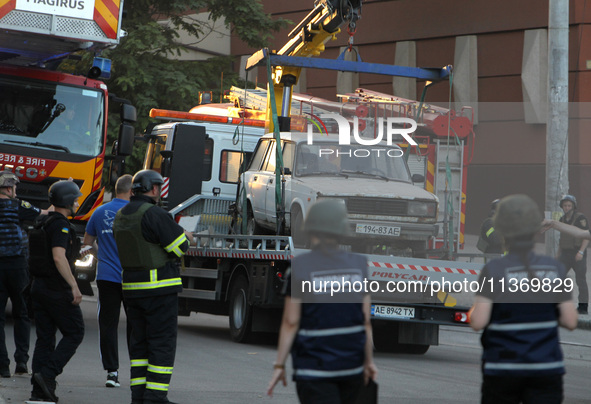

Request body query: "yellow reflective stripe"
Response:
[164, 233, 187, 257]
[486, 227, 495, 237]
[150, 269, 157, 282]
[131, 359, 148, 367]
[122, 278, 182, 290]
[130, 377, 146, 386]
[148, 364, 173, 374]
[146, 382, 169, 391]
[171, 245, 184, 257]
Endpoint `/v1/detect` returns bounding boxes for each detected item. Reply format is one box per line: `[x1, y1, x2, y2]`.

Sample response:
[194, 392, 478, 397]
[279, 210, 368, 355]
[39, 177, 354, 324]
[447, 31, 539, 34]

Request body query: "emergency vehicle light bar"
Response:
[149, 109, 266, 127]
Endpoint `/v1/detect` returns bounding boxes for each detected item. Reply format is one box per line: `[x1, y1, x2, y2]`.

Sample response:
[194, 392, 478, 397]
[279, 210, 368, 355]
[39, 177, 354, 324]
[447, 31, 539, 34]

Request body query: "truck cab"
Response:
[143, 121, 264, 209]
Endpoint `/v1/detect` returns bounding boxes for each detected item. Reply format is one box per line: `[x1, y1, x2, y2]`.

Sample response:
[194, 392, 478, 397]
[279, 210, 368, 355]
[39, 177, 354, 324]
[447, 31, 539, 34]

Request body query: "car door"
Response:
[243, 139, 271, 223]
[263, 141, 295, 227]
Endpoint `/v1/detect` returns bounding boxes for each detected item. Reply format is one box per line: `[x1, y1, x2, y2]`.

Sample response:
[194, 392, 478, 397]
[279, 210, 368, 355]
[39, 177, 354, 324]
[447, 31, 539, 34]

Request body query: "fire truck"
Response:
[0, 0, 135, 223]
[141, 0, 482, 353]
[0, 0, 136, 293]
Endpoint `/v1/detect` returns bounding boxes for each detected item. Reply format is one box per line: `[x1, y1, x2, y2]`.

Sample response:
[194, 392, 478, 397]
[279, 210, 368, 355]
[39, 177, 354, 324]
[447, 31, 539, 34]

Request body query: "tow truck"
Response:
[143, 0, 482, 353]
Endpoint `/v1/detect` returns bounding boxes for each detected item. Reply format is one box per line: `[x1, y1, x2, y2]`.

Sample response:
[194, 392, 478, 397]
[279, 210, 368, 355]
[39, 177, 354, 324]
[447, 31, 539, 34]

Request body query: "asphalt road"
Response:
[0, 291, 589, 404]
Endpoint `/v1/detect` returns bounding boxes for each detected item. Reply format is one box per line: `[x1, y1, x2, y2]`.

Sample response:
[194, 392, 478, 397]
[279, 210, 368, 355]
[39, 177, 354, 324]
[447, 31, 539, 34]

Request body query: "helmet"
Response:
[494, 194, 542, 238]
[491, 199, 500, 211]
[304, 199, 350, 237]
[560, 194, 577, 209]
[132, 170, 164, 194]
[0, 171, 19, 188]
[48, 181, 82, 208]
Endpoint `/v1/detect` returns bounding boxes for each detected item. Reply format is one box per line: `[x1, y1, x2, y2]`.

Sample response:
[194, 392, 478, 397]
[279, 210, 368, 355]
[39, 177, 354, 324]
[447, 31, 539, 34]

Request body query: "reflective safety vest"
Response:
[114, 203, 171, 271]
[0, 198, 24, 257]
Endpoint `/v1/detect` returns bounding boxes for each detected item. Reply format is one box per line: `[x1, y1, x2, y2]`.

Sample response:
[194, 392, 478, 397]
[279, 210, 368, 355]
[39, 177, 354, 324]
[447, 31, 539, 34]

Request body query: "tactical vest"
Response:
[559, 212, 584, 249]
[0, 198, 24, 257]
[28, 214, 79, 277]
[113, 203, 170, 271]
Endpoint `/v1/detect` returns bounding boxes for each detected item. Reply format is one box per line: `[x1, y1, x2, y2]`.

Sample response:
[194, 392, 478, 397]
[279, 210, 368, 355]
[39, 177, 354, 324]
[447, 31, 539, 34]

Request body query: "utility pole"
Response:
[546, 0, 569, 256]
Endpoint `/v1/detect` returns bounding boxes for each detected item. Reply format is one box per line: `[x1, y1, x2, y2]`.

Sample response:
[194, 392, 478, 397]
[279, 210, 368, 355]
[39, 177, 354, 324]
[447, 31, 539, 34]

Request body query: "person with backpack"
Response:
[28, 180, 85, 403]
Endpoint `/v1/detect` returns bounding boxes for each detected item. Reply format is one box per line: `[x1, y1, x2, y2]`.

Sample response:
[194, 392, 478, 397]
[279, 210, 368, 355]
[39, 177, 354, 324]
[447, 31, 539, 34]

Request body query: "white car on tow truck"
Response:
[240, 132, 439, 256]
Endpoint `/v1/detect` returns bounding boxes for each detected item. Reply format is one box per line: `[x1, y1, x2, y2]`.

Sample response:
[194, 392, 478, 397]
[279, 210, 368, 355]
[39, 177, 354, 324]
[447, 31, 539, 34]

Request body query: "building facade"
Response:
[230, 0, 591, 236]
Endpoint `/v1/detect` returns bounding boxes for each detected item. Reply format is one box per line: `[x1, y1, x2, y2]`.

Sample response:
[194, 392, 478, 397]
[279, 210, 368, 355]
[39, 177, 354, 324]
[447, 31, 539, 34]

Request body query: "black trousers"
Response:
[559, 249, 589, 305]
[0, 263, 31, 369]
[97, 280, 130, 372]
[126, 293, 178, 403]
[296, 377, 364, 404]
[30, 278, 85, 380]
[481, 374, 563, 404]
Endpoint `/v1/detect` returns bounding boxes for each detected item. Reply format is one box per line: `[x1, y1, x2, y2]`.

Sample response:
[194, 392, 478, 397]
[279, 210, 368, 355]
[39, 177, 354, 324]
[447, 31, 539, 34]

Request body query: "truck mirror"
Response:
[161, 157, 172, 177]
[412, 173, 425, 183]
[117, 123, 134, 156]
[121, 103, 137, 123]
[107, 155, 125, 186]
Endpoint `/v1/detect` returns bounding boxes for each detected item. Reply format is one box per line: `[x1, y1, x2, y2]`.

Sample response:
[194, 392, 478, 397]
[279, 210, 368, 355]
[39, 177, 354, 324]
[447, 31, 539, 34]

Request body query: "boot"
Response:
[33, 373, 59, 403]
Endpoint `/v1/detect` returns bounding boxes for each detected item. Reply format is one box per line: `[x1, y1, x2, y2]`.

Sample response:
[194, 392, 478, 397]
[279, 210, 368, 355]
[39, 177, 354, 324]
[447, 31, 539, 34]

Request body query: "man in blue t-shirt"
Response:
[83, 174, 133, 388]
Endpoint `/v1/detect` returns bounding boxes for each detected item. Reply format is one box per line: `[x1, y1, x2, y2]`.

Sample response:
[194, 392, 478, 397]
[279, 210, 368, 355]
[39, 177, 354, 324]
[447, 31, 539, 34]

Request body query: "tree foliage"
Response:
[65, 0, 286, 177]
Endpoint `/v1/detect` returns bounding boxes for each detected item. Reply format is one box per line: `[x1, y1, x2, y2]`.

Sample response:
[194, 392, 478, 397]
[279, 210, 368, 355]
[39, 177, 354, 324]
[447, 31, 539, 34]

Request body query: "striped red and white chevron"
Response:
[161, 177, 169, 198]
[186, 248, 480, 275]
[369, 261, 479, 276]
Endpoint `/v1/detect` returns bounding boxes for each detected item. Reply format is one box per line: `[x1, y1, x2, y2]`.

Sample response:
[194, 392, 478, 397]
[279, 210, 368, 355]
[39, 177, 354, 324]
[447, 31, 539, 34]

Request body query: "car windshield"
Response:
[294, 142, 411, 182]
[0, 75, 104, 157]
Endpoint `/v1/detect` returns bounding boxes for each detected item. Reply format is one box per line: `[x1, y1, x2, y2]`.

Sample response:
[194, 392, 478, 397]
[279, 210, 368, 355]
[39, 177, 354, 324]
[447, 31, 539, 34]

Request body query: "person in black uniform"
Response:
[556, 195, 589, 314]
[477, 199, 504, 255]
[267, 199, 378, 403]
[470, 194, 578, 404]
[0, 171, 45, 378]
[28, 180, 85, 402]
[113, 170, 193, 404]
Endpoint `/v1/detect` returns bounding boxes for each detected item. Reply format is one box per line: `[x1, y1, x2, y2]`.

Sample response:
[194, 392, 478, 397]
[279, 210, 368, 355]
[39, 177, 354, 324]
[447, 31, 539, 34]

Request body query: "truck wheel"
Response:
[372, 322, 430, 354]
[372, 322, 399, 352]
[247, 205, 263, 236]
[229, 275, 253, 343]
[400, 344, 430, 354]
[291, 207, 307, 248]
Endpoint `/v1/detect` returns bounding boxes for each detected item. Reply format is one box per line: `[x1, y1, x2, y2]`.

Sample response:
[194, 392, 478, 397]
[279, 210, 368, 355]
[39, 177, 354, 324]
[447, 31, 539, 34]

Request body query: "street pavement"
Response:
[0, 234, 589, 403]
